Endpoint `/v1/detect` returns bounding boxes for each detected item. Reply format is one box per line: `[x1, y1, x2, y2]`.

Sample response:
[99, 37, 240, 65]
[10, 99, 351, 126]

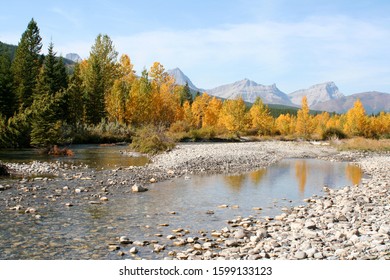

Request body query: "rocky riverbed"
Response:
[0, 141, 388, 259]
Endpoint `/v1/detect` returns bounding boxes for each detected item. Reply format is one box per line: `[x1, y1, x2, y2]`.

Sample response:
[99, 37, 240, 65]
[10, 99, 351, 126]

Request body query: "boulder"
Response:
[0, 164, 10, 177]
[132, 184, 148, 192]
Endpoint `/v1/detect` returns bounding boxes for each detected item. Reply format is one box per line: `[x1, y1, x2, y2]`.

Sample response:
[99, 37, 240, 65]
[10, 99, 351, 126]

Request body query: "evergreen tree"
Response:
[0, 52, 15, 118]
[65, 63, 84, 126]
[11, 18, 42, 109]
[35, 42, 68, 97]
[83, 34, 118, 124]
[179, 82, 192, 105]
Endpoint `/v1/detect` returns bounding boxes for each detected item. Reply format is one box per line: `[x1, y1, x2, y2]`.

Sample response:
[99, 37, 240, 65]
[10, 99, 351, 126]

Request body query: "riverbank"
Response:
[0, 141, 389, 259]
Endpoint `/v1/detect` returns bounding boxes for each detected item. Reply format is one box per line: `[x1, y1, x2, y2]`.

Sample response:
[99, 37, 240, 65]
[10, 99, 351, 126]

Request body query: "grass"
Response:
[332, 137, 390, 152]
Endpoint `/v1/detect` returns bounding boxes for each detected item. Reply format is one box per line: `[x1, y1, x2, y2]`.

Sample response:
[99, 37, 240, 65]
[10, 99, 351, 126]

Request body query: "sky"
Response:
[1, 0, 390, 95]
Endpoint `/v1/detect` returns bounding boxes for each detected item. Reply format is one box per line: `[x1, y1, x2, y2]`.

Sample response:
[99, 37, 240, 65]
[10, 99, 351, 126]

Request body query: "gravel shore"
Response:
[1, 141, 389, 260]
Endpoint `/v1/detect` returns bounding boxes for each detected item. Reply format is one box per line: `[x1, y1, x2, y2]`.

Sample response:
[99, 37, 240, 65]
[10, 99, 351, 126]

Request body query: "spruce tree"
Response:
[0, 52, 15, 118]
[11, 18, 42, 109]
[83, 34, 118, 124]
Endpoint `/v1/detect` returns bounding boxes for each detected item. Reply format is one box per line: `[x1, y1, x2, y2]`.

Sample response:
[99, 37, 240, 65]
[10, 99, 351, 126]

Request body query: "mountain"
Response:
[289, 82, 344, 107]
[311, 91, 390, 114]
[65, 53, 82, 63]
[206, 79, 294, 106]
[167, 68, 202, 91]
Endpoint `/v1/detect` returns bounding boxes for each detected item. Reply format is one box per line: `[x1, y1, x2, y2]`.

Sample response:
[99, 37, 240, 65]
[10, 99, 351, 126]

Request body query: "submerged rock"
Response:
[131, 184, 148, 192]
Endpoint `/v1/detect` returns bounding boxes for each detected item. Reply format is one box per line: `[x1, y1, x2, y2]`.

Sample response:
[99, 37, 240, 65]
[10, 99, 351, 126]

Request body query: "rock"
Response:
[75, 189, 81, 193]
[218, 204, 228, 208]
[304, 220, 317, 230]
[234, 229, 246, 239]
[193, 244, 202, 250]
[100, 196, 109, 201]
[252, 207, 262, 210]
[153, 244, 165, 252]
[379, 224, 390, 235]
[129, 247, 138, 254]
[295, 251, 307, 259]
[25, 207, 37, 214]
[225, 240, 239, 247]
[65, 203, 73, 207]
[132, 184, 148, 192]
[108, 245, 120, 251]
[150, 178, 157, 183]
[206, 210, 214, 215]
[119, 236, 132, 244]
[176, 253, 188, 260]
[159, 223, 169, 227]
[167, 235, 176, 240]
[290, 222, 303, 231]
[202, 242, 213, 249]
[0, 164, 10, 176]
[314, 252, 324, 259]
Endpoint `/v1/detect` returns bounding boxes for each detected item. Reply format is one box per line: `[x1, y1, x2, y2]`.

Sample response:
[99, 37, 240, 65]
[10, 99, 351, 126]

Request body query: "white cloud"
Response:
[59, 15, 390, 93]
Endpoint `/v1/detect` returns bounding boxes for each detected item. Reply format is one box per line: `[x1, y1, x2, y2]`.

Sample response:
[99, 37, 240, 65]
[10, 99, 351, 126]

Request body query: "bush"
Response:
[130, 125, 176, 155]
[322, 127, 347, 140]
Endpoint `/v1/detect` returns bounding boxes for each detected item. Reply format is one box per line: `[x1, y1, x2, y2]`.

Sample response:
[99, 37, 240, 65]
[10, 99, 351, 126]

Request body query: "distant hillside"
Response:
[206, 79, 294, 106]
[0, 41, 75, 66]
[0, 41, 17, 59]
[167, 68, 203, 92]
[289, 82, 344, 107]
[311, 91, 390, 114]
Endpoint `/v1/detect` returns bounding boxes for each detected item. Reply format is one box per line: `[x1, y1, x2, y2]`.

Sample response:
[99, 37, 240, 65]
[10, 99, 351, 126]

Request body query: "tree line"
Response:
[0, 19, 389, 149]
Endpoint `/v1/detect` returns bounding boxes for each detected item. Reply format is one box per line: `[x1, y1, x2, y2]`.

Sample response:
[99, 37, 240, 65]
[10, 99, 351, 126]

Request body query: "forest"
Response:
[0, 19, 389, 152]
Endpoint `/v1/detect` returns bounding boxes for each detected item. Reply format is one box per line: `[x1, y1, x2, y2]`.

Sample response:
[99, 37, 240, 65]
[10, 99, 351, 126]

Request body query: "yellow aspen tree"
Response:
[296, 96, 314, 139]
[203, 96, 222, 128]
[191, 93, 211, 128]
[218, 96, 248, 133]
[249, 97, 273, 135]
[275, 113, 295, 136]
[182, 100, 194, 127]
[313, 112, 330, 137]
[344, 99, 367, 136]
[105, 54, 135, 124]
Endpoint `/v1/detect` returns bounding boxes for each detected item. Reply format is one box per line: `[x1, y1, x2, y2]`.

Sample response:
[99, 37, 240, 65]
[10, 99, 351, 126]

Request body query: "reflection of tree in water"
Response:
[224, 174, 246, 190]
[295, 160, 307, 194]
[346, 164, 362, 185]
[86, 205, 109, 219]
[249, 169, 267, 185]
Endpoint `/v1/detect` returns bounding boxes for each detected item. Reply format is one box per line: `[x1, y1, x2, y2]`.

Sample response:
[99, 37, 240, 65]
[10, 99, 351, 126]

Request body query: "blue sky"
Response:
[1, 0, 390, 95]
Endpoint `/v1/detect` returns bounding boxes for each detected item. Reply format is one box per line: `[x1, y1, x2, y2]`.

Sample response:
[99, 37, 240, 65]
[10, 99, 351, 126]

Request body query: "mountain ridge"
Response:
[167, 67, 389, 114]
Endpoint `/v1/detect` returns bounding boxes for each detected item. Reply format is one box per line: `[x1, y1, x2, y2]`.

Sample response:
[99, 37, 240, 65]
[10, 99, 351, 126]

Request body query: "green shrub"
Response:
[322, 127, 347, 140]
[130, 125, 176, 155]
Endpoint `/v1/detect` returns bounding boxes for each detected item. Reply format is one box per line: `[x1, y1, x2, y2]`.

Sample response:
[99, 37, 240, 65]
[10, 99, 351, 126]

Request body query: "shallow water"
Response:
[0, 158, 362, 259]
[0, 144, 149, 169]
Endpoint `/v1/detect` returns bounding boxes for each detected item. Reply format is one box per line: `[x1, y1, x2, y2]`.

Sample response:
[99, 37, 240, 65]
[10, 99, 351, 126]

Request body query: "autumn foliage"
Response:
[1, 19, 389, 150]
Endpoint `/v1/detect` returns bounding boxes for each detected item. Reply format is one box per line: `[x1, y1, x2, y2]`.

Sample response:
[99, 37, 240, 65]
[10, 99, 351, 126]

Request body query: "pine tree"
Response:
[11, 18, 42, 109]
[65, 63, 84, 126]
[0, 52, 15, 118]
[83, 34, 118, 124]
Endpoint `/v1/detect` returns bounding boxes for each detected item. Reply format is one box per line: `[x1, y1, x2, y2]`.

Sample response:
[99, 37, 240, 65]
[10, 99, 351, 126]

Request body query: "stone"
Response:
[378, 224, 390, 235]
[25, 207, 37, 214]
[218, 204, 228, 208]
[234, 229, 246, 239]
[100, 196, 109, 201]
[132, 184, 148, 192]
[65, 203, 73, 207]
[225, 240, 238, 247]
[150, 178, 157, 183]
[295, 251, 307, 259]
[314, 252, 324, 259]
[304, 220, 317, 230]
[119, 236, 132, 244]
[108, 245, 120, 251]
[129, 247, 138, 254]
[167, 235, 176, 240]
[193, 244, 202, 250]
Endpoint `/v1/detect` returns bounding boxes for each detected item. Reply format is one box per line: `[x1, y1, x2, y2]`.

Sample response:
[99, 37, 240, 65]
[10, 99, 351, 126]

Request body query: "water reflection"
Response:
[346, 164, 363, 185]
[294, 160, 307, 194]
[223, 174, 246, 190]
[249, 168, 267, 185]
